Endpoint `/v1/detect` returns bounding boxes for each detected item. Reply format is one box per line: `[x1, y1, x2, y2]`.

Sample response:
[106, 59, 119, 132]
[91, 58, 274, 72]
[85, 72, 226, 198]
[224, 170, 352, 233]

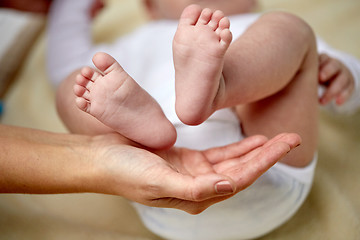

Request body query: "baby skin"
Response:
[74, 5, 233, 148]
[173, 5, 233, 125]
[74, 53, 177, 149]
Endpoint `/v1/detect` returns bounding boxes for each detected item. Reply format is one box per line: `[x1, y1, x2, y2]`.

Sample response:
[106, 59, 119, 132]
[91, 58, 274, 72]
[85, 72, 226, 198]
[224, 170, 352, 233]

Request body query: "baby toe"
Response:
[208, 10, 225, 30]
[75, 73, 89, 87]
[80, 67, 95, 80]
[75, 97, 91, 113]
[73, 84, 86, 97]
[179, 4, 202, 26]
[197, 8, 213, 25]
[92, 52, 125, 75]
[220, 29, 233, 48]
[219, 17, 230, 30]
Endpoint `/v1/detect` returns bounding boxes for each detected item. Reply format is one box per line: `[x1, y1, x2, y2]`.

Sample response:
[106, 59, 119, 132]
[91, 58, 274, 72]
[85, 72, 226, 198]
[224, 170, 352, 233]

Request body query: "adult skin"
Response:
[0, 124, 300, 214]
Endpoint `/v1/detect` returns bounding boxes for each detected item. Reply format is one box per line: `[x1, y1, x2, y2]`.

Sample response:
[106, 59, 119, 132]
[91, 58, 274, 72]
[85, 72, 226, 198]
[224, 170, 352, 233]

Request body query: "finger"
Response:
[149, 134, 300, 213]
[90, 0, 105, 18]
[150, 193, 233, 215]
[319, 53, 330, 67]
[213, 133, 301, 173]
[319, 59, 341, 83]
[230, 133, 300, 164]
[263, 132, 301, 149]
[203, 135, 268, 164]
[335, 80, 354, 105]
[227, 141, 292, 192]
[154, 172, 236, 203]
[241, 133, 300, 164]
[319, 73, 349, 105]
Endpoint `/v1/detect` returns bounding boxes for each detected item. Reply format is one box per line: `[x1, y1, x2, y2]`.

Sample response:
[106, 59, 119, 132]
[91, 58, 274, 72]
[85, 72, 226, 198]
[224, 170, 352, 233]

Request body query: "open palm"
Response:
[93, 132, 300, 214]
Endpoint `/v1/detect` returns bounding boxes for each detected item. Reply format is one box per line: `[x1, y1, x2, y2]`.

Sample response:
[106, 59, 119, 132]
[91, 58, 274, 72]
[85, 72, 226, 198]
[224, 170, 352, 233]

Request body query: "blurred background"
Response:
[0, 0, 359, 239]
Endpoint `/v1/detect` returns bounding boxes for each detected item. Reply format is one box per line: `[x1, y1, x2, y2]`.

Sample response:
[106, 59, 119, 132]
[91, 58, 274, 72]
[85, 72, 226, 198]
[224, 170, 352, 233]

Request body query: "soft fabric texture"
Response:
[1, 0, 360, 239]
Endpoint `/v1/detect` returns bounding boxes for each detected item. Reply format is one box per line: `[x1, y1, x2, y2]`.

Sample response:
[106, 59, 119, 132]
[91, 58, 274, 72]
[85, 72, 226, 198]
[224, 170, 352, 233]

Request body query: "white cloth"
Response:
[47, 1, 357, 239]
[133, 158, 317, 240]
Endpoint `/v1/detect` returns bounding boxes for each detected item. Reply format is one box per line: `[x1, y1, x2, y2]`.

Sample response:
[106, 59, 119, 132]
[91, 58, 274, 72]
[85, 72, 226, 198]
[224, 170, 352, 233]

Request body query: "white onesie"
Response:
[48, 1, 360, 239]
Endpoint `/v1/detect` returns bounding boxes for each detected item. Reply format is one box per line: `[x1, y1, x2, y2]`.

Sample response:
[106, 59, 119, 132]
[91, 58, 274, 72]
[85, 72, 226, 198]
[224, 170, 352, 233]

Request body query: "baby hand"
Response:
[90, 0, 105, 19]
[318, 53, 355, 105]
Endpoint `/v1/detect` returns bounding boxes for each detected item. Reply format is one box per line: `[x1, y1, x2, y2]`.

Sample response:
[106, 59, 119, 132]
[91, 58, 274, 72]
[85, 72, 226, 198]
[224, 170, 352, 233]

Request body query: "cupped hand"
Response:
[91, 132, 300, 214]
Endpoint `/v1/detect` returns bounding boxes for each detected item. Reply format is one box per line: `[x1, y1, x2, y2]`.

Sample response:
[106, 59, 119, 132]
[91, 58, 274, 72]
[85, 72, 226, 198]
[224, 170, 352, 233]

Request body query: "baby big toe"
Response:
[179, 4, 202, 26]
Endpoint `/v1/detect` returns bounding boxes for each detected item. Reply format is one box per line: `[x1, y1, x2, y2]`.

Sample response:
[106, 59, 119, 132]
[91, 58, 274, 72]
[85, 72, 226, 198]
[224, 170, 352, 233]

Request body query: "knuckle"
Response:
[189, 188, 205, 202]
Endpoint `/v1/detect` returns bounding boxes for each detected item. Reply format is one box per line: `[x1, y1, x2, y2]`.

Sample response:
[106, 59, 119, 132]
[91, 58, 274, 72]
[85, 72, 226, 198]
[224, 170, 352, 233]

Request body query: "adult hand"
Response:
[0, 124, 299, 214]
[90, 132, 300, 214]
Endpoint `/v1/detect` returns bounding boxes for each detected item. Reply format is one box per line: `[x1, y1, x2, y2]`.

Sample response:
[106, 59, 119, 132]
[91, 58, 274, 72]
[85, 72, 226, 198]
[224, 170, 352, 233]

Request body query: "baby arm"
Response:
[47, 0, 100, 86]
[317, 38, 360, 113]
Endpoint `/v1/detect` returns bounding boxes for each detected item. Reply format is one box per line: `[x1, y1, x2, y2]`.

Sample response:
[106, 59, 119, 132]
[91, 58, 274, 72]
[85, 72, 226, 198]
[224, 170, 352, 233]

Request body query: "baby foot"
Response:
[173, 4, 233, 125]
[74, 52, 177, 149]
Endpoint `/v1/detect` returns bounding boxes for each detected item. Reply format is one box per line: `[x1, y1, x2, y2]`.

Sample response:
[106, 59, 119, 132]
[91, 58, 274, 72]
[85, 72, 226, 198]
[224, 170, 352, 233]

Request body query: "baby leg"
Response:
[74, 52, 176, 149]
[225, 12, 319, 167]
[173, 4, 232, 125]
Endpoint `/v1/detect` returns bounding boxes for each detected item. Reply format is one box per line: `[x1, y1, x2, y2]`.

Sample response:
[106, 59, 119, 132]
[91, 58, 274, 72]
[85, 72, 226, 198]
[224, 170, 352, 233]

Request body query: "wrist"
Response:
[32, 133, 97, 194]
[60, 134, 99, 194]
[82, 133, 135, 196]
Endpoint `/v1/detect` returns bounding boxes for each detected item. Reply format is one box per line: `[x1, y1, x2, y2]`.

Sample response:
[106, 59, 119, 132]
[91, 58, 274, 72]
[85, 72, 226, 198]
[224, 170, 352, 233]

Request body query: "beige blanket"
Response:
[1, 0, 359, 239]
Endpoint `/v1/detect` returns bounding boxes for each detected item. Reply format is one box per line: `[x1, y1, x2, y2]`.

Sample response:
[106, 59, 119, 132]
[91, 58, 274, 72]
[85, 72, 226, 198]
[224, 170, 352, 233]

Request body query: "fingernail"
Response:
[215, 181, 234, 194]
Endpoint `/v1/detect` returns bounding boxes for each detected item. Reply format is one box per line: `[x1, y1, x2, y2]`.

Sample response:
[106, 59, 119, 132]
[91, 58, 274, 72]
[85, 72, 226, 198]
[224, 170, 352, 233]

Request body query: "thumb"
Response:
[160, 172, 236, 202]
